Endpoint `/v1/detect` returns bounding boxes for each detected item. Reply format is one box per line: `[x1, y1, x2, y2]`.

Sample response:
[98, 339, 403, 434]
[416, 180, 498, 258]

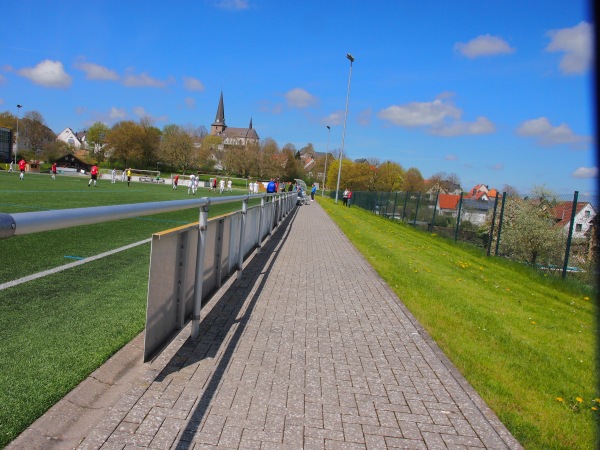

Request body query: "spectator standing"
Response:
[51, 162, 57, 180]
[347, 189, 352, 207]
[111, 168, 116, 183]
[310, 183, 316, 201]
[342, 188, 349, 206]
[88, 164, 99, 187]
[18, 158, 26, 180]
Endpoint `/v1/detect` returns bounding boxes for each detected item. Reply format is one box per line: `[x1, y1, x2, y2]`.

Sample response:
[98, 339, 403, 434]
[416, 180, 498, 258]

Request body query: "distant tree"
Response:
[447, 172, 461, 186]
[499, 196, 565, 266]
[402, 167, 425, 192]
[347, 160, 374, 191]
[502, 184, 519, 197]
[375, 161, 404, 192]
[22, 111, 54, 153]
[139, 117, 161, 167]
[40, 140, 71, 163]
[86, 122, 110, 153]
[160, 124, 196, 174]
[0, 111, 16, 132]
[106, 121, 145, 167]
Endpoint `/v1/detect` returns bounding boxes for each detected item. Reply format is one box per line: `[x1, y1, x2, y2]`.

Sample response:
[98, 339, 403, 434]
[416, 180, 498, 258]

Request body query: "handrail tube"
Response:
[0, 193, 270, 239]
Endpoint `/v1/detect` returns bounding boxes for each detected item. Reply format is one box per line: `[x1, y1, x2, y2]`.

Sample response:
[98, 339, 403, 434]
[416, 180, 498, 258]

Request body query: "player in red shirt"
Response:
[173, 174, 179, 190]
[88, 165, 99, 187]
[51, 162, 57, 180]
[18, 158, 26, 180]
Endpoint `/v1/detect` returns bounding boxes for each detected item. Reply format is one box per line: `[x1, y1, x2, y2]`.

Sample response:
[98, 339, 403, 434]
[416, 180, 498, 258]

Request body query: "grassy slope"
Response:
[318, 197, 598, 450]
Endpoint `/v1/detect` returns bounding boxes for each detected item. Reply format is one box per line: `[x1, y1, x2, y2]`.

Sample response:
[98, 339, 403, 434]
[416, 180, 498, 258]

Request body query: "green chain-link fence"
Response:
[331, 190, 598, 288]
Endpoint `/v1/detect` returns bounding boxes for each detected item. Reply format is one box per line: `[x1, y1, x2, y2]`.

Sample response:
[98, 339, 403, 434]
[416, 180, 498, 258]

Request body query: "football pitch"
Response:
[0, 170, 253, 446]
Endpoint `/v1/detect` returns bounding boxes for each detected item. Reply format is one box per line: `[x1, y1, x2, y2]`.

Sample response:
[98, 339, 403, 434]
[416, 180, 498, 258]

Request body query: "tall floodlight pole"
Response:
[334, 53, 354, 204]
[322, 125, 330, 197]
[15, 104, 22, 164]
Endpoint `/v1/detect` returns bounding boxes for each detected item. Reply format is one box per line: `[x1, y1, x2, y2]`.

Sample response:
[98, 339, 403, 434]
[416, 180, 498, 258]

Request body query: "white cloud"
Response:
[185, 97, 196, 108]
[284, 88, 318, 108]
[133, 106, 168, 123]
[320, 111, 344, 126]
[517, 117, 591, 149]
[572, 167, 598, 178]
[430, 116, 495, 136]
[122, 71, 172, 88]
[454, 34, 515, 59]
[0, 74, 5, 84]
[378, 98, 461, 127]
[215, 0, 249, 10]
[109, 107, 127, 120]
[445, 154, 458, 161]
[491, 163, 504, 171]
[183, 76, 205, 91]
[74, 61, 119, 81]
[18, 60, 72, 88]
[546, 21, 593, 75]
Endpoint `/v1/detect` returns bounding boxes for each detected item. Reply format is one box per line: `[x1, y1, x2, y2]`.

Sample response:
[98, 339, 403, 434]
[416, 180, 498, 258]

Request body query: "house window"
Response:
[584, 210, 590, 218]
[575, 224, 583, 232]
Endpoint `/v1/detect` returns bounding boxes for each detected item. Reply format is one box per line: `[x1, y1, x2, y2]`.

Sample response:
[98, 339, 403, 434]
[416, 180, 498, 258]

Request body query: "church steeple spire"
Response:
[210, 91, 226, 135]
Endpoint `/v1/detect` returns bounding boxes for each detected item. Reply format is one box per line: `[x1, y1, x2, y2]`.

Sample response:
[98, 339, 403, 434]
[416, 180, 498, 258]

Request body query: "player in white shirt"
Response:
[227, 179, 232, 192]
[188, 174, 195, 194]
[219, 178, 225, 194]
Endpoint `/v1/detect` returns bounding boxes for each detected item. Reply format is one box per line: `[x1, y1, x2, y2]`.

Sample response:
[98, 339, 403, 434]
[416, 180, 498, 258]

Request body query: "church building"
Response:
[210, 92, 259, 146]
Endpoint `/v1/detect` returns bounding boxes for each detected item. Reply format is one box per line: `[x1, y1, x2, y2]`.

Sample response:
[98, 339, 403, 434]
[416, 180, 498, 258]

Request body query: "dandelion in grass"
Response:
[592, 407, 598, 411]
[556, 397, 564, 402]
[594, 398, 600, 403]
[576, 397, 583, 403]
[583, 296, 590, 301]
[531, 321, 536, 325]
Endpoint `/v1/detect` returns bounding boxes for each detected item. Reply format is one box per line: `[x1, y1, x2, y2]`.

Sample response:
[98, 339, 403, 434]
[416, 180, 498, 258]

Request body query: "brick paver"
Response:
[65, 202, 523, 448]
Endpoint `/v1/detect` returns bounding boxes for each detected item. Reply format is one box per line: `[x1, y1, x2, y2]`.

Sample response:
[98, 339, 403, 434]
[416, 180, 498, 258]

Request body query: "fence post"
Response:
[562, 191, 579, 279]
[454, 192, 464, 242]
[402, 192, 409, 222]
[384, 191, 391, 218]
[429, 191, 439, 232]
[413, 192, 421, 226]
[191, 203, 210, 340]
[495, 192, 507, 256]
[237, 197, 248, 280]
[392, 192, 399, 220]
[487, 194, 500, 256]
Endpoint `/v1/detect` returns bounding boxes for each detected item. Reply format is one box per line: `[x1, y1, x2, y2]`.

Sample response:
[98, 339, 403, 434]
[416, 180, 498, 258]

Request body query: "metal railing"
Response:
[0, 192, 298, 360]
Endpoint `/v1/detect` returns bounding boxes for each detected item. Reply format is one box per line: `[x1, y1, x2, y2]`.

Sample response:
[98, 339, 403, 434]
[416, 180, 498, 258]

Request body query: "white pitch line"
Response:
[0, 238, 152, 291]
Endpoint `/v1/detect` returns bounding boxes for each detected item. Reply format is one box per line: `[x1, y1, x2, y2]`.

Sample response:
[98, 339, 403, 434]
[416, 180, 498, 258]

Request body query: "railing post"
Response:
[392, 192, 398, 220]
[191, 202, 209, 340]
[402, 192, 409, 222]
[562, 191, 579, 279]
[237, 197, 248, 280]
[257, 196, 265, 253]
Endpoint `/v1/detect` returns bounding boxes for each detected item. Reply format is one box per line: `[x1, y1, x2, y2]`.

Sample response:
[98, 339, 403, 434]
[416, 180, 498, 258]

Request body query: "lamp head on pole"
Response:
[17, 104, 23, 109]
[327, 125, 330, 131]
[346, 53, 354, 63]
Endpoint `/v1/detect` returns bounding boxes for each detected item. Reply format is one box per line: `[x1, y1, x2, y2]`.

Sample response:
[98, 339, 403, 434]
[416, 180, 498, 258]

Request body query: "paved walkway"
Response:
[10, 201, 522, 449]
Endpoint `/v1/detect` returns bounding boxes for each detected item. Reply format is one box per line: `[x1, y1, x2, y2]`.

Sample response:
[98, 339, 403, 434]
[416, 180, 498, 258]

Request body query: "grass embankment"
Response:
[318, 197, 598, 450]
[0, 171, 260, 447]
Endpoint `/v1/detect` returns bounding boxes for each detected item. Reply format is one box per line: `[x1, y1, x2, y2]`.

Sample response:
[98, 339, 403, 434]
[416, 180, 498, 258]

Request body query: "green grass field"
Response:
[318, 197, 598, 450]
[0, 170, 258, 447]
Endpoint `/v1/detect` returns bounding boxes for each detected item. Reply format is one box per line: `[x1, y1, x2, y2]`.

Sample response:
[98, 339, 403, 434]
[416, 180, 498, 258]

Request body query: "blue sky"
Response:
[1, 0, 595, 195]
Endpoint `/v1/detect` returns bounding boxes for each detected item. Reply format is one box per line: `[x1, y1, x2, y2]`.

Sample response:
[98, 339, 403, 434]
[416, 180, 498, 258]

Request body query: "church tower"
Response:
[210, 91, 226, 135]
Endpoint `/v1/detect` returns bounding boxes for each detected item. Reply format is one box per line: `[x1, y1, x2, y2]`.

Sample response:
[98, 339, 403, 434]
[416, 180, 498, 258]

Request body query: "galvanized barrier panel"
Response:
[143, 201, 282, 361]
